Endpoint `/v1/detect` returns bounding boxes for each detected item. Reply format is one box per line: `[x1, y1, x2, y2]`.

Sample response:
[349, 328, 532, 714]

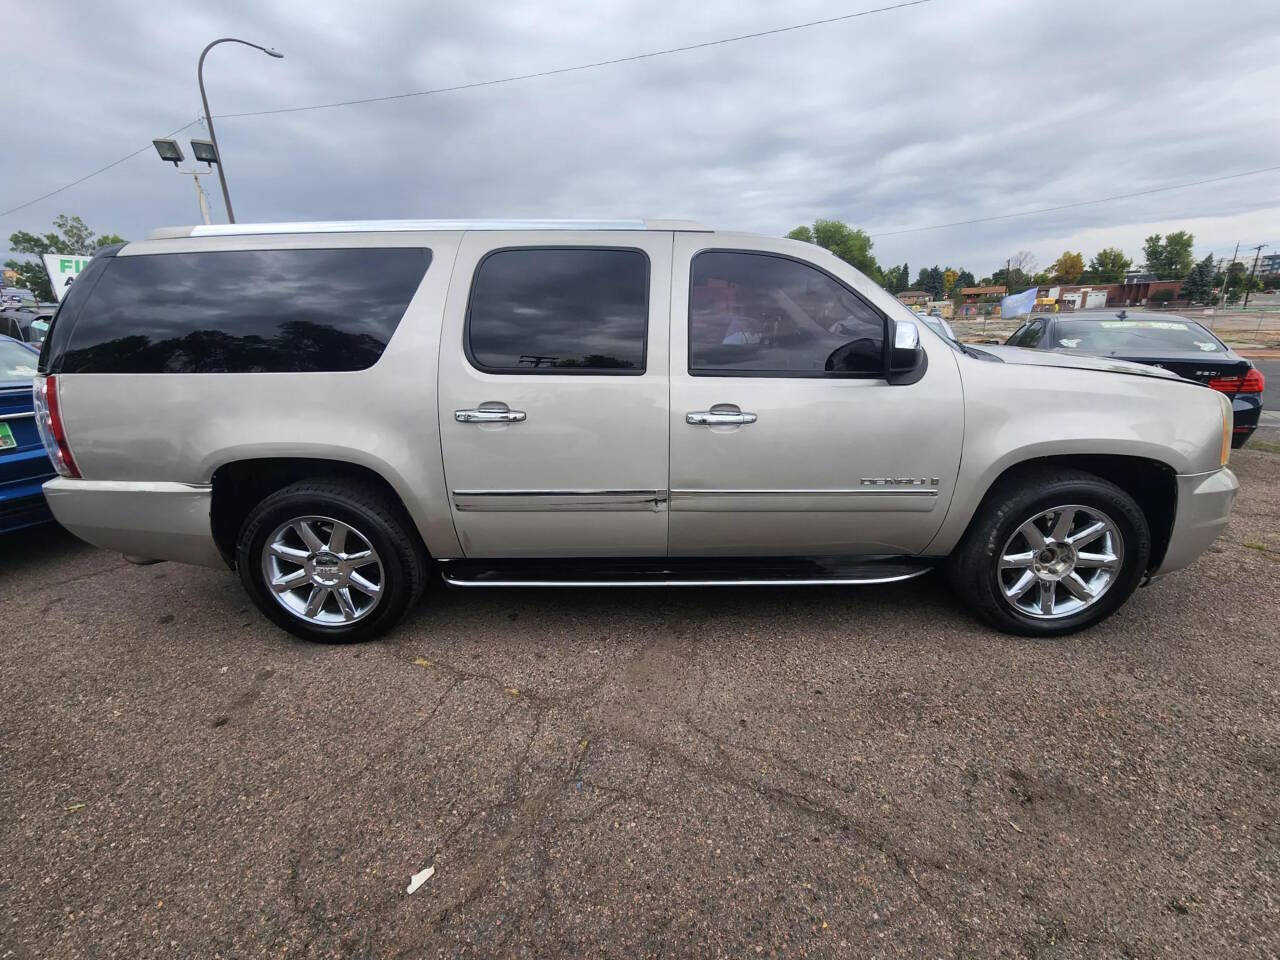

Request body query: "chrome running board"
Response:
[437, 556, 932, 588]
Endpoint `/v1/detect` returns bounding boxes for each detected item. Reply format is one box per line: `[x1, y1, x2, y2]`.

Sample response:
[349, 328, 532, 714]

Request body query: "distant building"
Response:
[1109, 279, 1182, 306]
[954, 287, 1007, 317]
[1216, 252, 1279, 277]
[926, 300, 954, 319]
[1041, 280, 1184, 310]
[1124, 269, 1158, 284]
[896, 290, 930, 306]
[958, 285, 1006, 304]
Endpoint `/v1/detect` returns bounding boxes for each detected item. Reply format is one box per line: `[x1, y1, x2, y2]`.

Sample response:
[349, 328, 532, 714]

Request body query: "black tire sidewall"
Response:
[236, 487, 419, 643]
[956, 474, 1150, 637]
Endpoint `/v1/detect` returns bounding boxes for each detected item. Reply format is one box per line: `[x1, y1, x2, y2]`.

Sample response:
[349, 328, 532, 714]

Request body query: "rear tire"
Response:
[947, 467, 1150, 637]
[235, 478, 428, 643]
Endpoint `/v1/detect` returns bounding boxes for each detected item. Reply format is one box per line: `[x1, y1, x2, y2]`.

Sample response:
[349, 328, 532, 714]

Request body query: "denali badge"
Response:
[860, 477, 940, 486]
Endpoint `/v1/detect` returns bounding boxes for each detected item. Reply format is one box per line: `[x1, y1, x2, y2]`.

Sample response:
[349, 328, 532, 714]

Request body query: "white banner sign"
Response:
[42, 253, 94, 302]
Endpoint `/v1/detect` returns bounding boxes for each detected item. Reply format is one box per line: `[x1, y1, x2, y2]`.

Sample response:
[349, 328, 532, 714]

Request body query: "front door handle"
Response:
[455, 402, 526, 423]
[686, 410, 757, 426]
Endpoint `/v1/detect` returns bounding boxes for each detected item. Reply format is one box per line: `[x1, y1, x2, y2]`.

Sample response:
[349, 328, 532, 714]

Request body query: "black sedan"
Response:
[1006, 310, 1264, 448]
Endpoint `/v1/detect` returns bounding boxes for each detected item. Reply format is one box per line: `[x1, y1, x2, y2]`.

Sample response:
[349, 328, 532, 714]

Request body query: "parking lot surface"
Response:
[3, 452, 1279, 959]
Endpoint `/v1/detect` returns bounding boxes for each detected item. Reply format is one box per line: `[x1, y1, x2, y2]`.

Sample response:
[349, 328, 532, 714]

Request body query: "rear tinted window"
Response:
[467, 248, 648, 373]
[1054, 319, 1224, 353]
[50, 248, 430, 374]
[38, 253, 113, 373]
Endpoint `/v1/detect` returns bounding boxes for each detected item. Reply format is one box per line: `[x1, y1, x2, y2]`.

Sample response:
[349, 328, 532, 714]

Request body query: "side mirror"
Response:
[890, 319, 924, 374]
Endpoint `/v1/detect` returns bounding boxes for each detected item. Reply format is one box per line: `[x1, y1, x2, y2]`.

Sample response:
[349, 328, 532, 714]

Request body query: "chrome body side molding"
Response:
[452, 490, 668, 512]
[669, 488, 940, 513]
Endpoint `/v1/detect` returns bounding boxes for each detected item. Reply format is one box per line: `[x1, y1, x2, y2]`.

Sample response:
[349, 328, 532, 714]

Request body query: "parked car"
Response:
[919, 313, 957, 342]
[1, 306, 56, 344]
[34, 220, 1237, 641]
[0, 334, 55, 532]
[1006, 310, 1264, 447]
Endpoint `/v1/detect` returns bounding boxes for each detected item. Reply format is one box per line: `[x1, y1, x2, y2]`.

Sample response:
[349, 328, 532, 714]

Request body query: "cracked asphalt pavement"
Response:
[3, 451, 1279, 959]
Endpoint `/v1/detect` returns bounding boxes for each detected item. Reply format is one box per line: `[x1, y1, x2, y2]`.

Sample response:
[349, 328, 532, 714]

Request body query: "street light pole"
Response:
[198, 38, 283, 223]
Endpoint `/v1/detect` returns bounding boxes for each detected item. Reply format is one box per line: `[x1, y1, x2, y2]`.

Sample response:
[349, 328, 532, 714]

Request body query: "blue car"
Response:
[0, 334, 55, 532]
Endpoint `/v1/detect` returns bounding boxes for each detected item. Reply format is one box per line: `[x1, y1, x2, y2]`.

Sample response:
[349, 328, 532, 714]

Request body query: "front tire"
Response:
[947, 468, 1150, 637]
[235, 478, 428, 643]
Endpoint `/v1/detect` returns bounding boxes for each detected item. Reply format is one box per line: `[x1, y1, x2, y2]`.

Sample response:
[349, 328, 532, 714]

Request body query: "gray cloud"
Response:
[5, 0, 1279, 278]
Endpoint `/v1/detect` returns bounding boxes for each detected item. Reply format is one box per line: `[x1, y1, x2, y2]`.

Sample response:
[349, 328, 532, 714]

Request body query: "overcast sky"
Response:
[5, 0, 1278, 278]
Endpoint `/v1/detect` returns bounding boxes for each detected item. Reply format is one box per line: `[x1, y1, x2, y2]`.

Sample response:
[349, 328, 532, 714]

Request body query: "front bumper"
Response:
[1151, 466, 1238, 577]
[42, 478, 224, 568]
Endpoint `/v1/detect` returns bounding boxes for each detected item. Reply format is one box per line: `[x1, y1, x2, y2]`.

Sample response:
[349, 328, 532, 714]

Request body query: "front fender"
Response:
[924, 360, 1226, 556]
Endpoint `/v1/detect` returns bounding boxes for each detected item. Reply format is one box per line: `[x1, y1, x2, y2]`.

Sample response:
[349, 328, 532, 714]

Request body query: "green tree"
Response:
[1050, 251, 1085, 283]
[6, 214, 126, 302]
[1162, 231, 1195, 280]
[1142, 232, 1195, 280]
[1180, 254, 1215, 303]
[786, 219, 881, 282]
[1223, 262, 1248, 302]
[990, 251, 1037, 292]
[881, 264, 905, 293]
[913, 265, 945, 299]
[900, 262, 909, 292]
[1087, 247, 1131, 283]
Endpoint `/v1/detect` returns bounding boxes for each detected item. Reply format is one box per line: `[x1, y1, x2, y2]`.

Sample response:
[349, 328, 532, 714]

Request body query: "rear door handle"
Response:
[686, 410, 757, 426]
[455, 403, 526, 423]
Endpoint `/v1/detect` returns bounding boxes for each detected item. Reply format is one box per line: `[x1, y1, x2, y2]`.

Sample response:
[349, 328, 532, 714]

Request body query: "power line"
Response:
[870, 165, 1280, 237]
[0, 1, 930, 220]
[1, 119, 202, 219]
[215, 0, 934, 120]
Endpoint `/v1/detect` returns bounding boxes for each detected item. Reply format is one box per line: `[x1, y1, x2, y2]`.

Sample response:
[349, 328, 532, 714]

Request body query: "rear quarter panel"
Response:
[54, 231, 464, 558]
[924, 357, 1228, 555]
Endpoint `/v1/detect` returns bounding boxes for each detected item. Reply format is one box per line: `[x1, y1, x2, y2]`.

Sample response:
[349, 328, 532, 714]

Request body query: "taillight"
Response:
[1208, 367, 1265, 394]
[33, 375, 80, 478]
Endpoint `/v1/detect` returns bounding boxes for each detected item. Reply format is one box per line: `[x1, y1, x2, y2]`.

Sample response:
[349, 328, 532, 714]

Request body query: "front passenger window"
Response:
[689, 251, 886, 377]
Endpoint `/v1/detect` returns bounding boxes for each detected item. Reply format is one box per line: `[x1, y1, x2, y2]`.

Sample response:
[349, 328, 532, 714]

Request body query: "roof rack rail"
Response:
[148, 218, 713, 240]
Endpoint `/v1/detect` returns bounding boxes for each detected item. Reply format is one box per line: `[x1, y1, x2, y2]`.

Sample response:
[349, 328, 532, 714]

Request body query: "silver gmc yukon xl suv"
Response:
[34, 219, 1238, 642]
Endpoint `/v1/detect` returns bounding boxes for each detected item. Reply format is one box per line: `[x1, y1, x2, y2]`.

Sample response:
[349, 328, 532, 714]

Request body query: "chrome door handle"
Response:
[455, 407, 526, 423]
[686, 410, 757, 426]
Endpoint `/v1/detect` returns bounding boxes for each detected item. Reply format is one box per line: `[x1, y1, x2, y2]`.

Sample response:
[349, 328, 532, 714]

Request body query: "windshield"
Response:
[0, 340, 38, 380]
[1053, 319, 1226, 354]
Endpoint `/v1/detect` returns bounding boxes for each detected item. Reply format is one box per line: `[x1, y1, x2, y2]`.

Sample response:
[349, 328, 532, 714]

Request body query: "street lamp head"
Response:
[190, 138, 219, 165]
[264, 47, 284, 58]
[152, 138, 184, 166]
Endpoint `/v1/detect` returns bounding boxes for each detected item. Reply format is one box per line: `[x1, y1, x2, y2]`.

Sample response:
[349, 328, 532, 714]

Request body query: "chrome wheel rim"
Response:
[261, 515, 385, 626]
[997, 504, 1124, 620]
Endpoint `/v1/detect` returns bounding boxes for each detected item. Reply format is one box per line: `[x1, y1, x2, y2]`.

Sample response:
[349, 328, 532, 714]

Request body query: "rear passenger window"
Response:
[690, 251, 885, 377]
[51, 248, 429, 374]
[467, 248, 648, 373]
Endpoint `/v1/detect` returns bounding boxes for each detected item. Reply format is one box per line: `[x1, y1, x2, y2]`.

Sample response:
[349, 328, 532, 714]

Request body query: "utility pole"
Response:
[1220, 241, 1239, 304]
[1242, 243, 1267, 310]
